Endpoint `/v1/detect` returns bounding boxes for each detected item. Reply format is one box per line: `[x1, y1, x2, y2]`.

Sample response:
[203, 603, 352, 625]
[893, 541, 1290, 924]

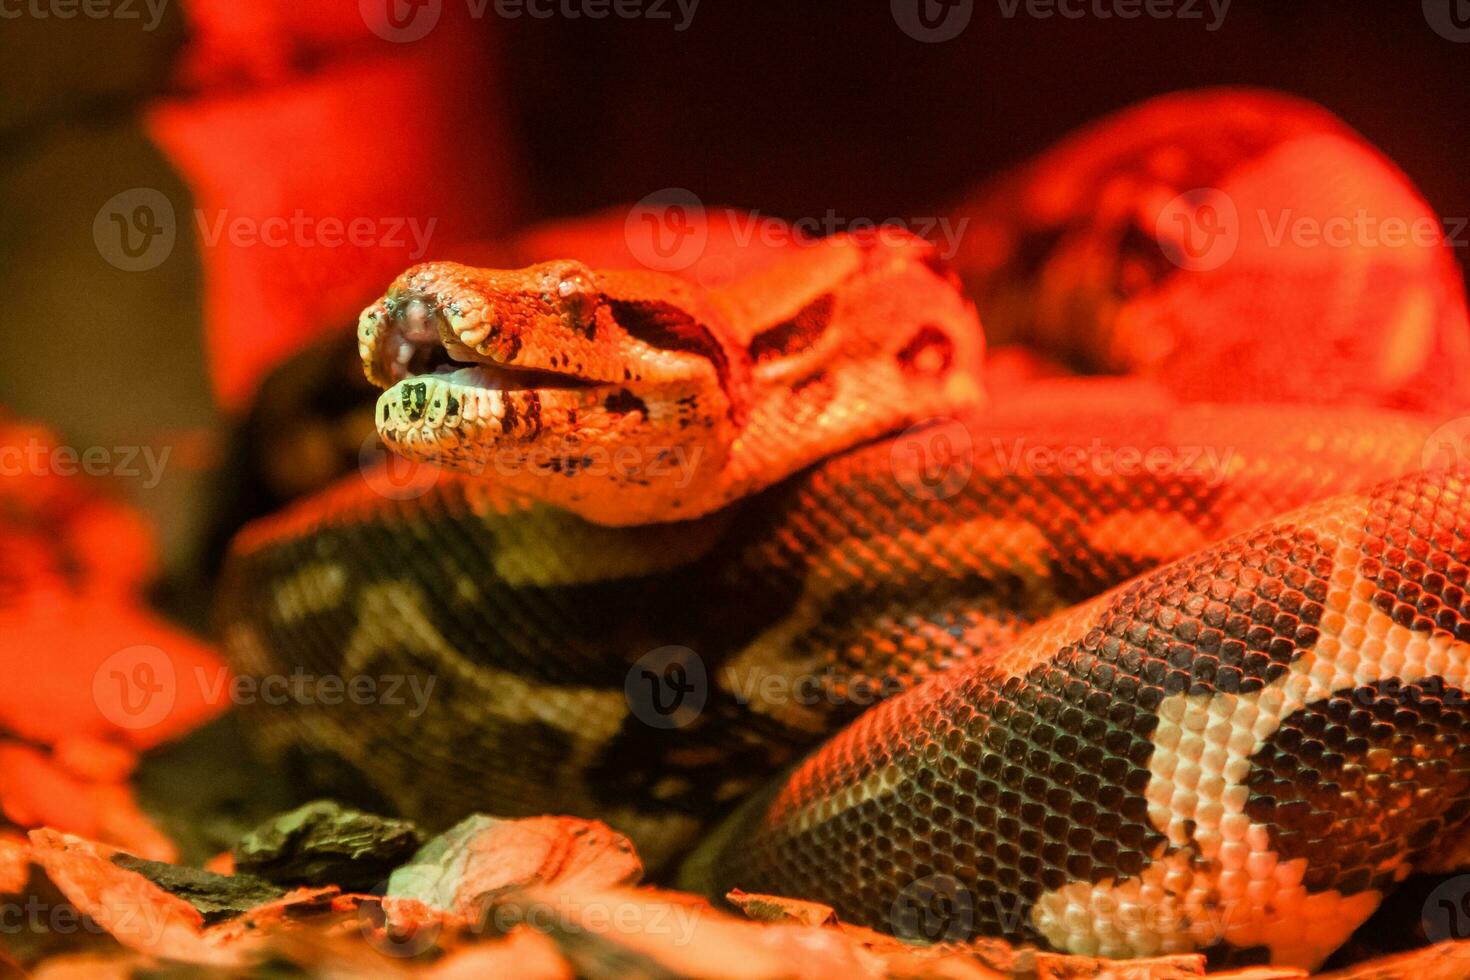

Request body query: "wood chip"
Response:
[727, 888, 838, 926]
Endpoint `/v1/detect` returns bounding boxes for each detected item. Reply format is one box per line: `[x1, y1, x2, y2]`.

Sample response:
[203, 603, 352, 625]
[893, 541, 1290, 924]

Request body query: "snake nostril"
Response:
[399, 298, 438, 344]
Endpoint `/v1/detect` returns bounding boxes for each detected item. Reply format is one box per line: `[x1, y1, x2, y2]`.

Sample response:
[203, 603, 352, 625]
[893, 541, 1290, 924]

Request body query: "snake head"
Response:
[358, 259, 752, 523]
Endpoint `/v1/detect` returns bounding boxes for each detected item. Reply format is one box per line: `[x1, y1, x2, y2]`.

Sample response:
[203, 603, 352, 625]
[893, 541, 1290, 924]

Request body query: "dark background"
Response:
[1, 0, 1466, 568]
[505, 3, 1470, 228]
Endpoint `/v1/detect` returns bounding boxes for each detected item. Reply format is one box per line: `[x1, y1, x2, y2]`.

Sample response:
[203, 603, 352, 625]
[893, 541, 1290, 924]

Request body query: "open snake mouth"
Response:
[361, 288, 610, 439]
[365, 295, 596, 394]
[358, 258, 741, 451]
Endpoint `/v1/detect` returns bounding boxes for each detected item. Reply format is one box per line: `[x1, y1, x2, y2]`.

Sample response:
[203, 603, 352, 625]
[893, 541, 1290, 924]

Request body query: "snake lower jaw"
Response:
[374, 369, 741, 524]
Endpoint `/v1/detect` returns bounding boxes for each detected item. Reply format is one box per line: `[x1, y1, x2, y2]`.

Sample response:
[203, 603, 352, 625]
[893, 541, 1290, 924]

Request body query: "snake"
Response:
[218, 89, 1470, 971]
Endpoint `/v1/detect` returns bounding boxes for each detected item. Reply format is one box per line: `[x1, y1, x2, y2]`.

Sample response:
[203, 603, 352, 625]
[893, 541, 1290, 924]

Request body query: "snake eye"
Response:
[896, 325, 955, 376]
[556, 272, 598, 333]
[1115, 218, 1177, 299]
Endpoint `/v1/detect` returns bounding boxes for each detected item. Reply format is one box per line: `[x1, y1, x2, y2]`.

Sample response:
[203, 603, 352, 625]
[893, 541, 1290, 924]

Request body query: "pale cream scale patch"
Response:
[486, 507, 730, 588]
[1031, 496, 1470, 969]
[269, 561, 348, 624]
[340, 582, 629, 745]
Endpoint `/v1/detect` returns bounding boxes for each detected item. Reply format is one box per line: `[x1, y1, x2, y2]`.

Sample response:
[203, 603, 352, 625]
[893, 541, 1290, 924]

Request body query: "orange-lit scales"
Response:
[704, 471, 1470, 971]
[221, 90, 1470, 972]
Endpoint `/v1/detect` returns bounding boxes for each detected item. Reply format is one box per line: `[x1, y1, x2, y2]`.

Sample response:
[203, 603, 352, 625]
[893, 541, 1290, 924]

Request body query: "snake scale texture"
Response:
[219, 90, 1470, 971]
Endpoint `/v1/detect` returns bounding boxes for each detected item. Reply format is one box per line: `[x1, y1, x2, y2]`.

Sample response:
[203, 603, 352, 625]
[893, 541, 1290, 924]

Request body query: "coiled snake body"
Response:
[221, 91, 1470, 970]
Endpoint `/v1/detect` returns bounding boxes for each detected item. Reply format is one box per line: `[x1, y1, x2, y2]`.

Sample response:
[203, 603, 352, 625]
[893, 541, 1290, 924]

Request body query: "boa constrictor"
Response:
[220, 90, 1470, 972]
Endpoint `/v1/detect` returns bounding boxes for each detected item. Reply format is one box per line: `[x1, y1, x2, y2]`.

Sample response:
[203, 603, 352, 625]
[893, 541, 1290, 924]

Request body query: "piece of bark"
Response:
[386, 815, 642, 926]
[109, 853, 284, 925]
[232, 800, 423, 891]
